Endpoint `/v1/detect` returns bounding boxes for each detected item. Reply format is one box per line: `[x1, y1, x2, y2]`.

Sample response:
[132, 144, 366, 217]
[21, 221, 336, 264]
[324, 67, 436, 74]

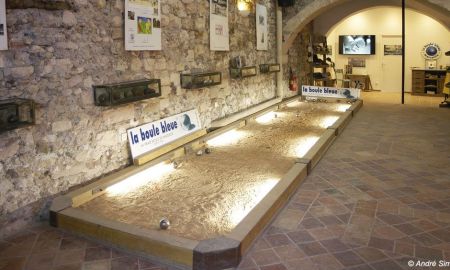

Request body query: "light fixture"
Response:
[229, 178, 279, 226]
[255, 111, 276, 124]
[206, 129, 248, 147]
[293, 136, 320, 158]
[237, 0, 252, 17]
[106, 162, 174, 195]
[319, 116, 339, 128]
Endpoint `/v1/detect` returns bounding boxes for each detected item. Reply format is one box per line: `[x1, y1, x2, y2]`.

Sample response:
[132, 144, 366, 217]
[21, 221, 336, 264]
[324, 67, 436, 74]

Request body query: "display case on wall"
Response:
[93, 79, 161, 106]
[260, 64, 281, 74]
[180, 72, 222, 89]
[0, 98, 36, 133]
[230, 66, 257, 79]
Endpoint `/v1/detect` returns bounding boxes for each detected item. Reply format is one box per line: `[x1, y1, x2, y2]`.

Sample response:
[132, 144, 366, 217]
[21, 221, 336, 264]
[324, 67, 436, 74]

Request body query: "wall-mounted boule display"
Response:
[180, 72, 222, 89]
[0, 98, 36, 133]
[93, 79, 161, 106]
[230, 66, 257, 79]
[260, 64, 281, 74]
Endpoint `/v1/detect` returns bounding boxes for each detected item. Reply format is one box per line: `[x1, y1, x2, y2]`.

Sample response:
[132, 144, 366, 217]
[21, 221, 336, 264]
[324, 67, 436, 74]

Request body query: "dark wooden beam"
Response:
[402, 0, 405, 104]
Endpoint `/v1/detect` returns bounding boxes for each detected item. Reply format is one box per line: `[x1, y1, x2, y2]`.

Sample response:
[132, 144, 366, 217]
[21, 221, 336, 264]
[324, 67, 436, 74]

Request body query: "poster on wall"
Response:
[125, 0, 161, 51]
[256, 4, 268, 51]
[210, 0, 229, 51]
[384, 45, 402, 55]
[348, 58, 365, 67]
[0, 0, 7, 50]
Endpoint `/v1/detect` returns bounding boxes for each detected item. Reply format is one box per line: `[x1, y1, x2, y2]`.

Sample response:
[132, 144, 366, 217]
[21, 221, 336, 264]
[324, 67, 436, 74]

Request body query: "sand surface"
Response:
[79, 101, 349, 240]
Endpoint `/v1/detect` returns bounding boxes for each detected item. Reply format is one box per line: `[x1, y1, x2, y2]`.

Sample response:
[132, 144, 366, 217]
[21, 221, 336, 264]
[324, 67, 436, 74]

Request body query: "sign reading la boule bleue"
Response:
[302, 85, 360, 99]
[127, 109, 201, 159]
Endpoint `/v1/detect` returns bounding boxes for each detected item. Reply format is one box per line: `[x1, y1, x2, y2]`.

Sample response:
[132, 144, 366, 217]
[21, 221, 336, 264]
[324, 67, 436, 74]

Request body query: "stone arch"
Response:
[282, 0, 450, 54]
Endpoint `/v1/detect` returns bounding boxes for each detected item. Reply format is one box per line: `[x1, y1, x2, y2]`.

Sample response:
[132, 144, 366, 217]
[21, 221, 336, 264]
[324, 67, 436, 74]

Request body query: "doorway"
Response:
[381, 35, 402, 92]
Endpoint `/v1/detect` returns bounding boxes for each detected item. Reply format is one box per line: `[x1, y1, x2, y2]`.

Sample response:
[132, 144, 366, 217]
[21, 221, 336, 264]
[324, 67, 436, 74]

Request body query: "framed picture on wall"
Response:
[256, 4, 268, 51]
[384, 45, 402, 55]
[327, 45, 332, 55]
[0, 0, 7, 50]
[210, 0, 229, 51]
[348, 58, 365, 67]
[124, 0, 162, 51]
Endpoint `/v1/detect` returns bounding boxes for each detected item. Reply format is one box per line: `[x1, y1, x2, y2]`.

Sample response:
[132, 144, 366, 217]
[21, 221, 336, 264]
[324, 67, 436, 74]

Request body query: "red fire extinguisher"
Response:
[289, 68, 298, 91]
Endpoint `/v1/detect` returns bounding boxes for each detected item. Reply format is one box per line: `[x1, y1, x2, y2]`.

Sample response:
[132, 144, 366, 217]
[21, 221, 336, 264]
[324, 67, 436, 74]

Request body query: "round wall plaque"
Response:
[421, 43, 441, 59]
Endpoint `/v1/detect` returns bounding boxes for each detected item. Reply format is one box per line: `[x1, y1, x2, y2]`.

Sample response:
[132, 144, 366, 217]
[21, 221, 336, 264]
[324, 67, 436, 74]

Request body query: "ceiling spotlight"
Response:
[237, 0, 252, 17]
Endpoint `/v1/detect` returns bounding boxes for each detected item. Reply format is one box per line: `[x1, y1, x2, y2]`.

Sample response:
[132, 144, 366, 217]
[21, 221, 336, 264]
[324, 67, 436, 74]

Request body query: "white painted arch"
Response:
[282, 0, 450, 54]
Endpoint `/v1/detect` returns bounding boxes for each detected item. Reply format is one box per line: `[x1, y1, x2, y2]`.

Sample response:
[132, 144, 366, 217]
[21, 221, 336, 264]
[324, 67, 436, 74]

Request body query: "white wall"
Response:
[326, 7, 450, 92]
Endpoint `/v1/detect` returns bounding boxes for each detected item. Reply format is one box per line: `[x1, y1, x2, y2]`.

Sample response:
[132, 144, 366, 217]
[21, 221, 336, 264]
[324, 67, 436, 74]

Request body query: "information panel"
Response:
[210, 0, 229, 51]
[256, 4, 267, 51]
[127, 109, 201, 158]
[125, 0, 161, 51]
[302, 85, 360, 99]
[0, 0, 7, 50]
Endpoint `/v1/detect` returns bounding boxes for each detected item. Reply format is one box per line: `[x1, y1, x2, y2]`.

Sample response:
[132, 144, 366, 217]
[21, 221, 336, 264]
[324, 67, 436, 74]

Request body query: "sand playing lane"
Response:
[79, 101, 349, 240]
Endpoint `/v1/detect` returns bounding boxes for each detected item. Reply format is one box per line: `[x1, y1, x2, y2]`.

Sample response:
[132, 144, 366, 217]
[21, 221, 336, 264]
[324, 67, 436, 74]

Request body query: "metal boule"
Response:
[205, 147, 212, 154]
[173, 161, 181, 169]
[159, 218, 170, 230]
[196, 150, 203, 156]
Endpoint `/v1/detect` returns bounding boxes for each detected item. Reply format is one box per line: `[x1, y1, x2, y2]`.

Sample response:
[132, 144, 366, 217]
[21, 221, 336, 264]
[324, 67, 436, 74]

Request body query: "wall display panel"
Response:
[348, 58, 366, 67]
[256, 4, 268, 51]
[0, 0, 7, 50]
[125, 0, 161, 51]
[384, 45, 402, 55]
[210, 0, 229, 51]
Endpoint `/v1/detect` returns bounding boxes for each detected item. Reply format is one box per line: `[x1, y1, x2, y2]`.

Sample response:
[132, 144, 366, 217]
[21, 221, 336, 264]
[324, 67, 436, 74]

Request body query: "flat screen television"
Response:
[339, 35, 376, 55]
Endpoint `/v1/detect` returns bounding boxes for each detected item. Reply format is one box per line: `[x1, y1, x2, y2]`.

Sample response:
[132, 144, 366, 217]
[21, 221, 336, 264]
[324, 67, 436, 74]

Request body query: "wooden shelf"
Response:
[411, 69, 446, 95]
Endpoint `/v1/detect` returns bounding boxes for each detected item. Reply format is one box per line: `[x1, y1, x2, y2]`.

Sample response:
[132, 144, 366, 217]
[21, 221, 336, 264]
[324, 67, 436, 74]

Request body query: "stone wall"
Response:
[0, 0, 281, 236]
[282, 23, 313, 99]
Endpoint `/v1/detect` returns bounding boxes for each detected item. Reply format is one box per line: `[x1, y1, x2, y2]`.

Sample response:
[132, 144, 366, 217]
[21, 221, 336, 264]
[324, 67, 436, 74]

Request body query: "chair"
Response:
[335, 69, 350, 88]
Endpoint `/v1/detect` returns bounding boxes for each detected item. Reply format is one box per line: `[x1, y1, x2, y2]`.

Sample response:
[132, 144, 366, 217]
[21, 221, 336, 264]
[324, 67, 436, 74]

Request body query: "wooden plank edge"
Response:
[134, 129, 207, 166]
[56, 208, 197, 268]
[210, 98, 282, 129]
[346, 99, 363, 116]
[327, 110, 352, 136]
[227, 163, 308, 254]
[302, 129, 336, 171]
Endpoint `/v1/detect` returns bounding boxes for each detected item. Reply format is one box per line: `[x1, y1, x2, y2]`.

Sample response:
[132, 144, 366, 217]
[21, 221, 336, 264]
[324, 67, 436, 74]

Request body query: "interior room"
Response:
[0, 0, 449, 270]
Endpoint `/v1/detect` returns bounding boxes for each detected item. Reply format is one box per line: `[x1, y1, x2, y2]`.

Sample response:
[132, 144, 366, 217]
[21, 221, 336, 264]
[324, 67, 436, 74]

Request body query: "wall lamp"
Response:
[237, 0, 253, 17]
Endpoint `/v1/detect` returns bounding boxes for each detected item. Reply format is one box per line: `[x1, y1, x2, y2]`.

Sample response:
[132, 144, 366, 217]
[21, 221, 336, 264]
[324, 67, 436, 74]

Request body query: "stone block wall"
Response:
[282, 23, 313, 98]
[0, 0, 282, 236]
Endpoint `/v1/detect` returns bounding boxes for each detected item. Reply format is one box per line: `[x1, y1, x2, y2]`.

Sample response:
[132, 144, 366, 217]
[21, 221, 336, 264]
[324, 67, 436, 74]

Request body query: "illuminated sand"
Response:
[78, 102, 349, 241]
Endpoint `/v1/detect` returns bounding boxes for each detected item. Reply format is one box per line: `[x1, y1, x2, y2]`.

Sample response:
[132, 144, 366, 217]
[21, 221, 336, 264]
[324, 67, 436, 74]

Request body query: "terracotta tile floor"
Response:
[1, 93, 450, 270]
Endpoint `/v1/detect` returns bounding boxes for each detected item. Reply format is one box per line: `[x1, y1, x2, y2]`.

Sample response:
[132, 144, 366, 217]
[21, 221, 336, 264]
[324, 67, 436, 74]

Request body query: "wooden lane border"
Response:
[346, 99, 363, 116]
[54, 208, 197, 269]
[296, 129, 337, 174]
[328, 110, 352, 136]
[134, 129, 207, 166]
[192, 163, 308, 270]
[297, 99, 363, 173]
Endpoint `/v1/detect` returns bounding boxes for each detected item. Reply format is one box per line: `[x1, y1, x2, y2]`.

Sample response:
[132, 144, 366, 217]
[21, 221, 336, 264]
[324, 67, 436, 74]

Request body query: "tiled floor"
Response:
[1, 93, 450, 270]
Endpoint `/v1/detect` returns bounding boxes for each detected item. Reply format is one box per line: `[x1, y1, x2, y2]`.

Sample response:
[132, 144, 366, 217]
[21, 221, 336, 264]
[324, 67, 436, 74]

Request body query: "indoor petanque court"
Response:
[1, 0, 449, 270]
